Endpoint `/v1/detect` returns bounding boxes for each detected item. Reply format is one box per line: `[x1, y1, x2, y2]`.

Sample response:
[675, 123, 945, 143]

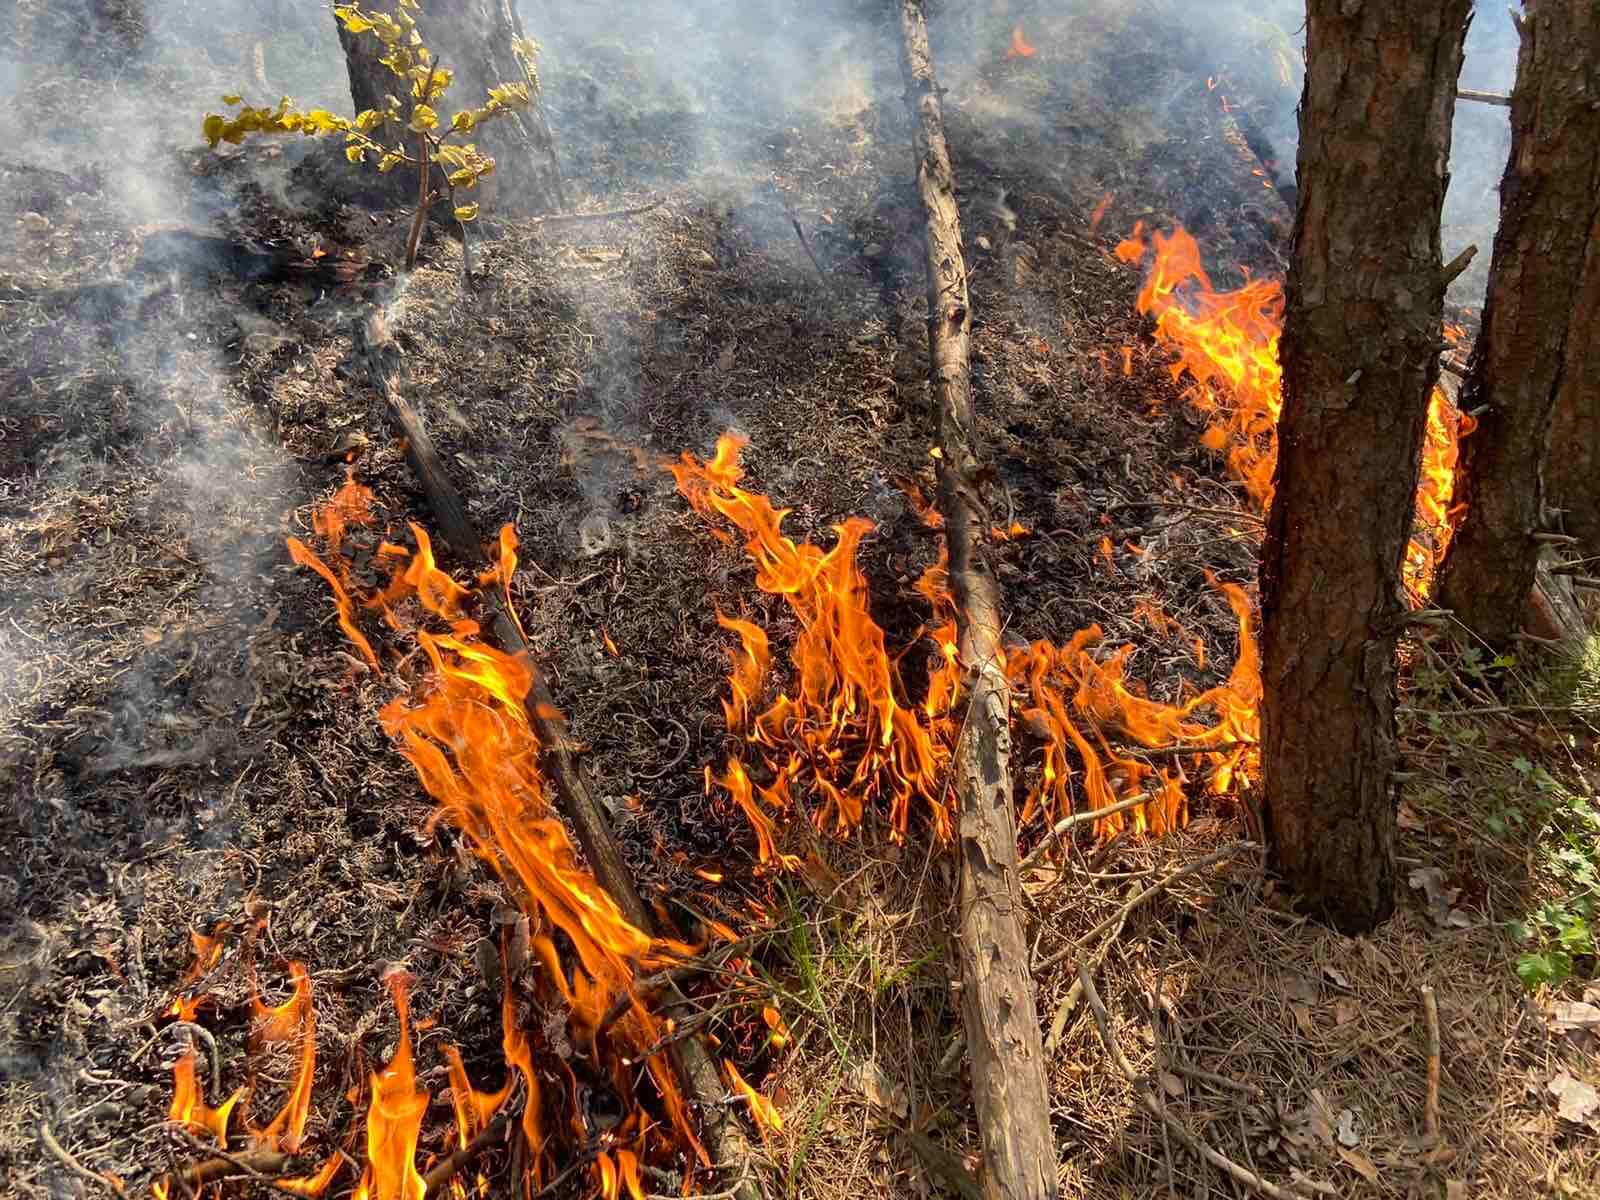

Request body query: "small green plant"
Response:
[201, 0, 538, 270]
[1510, 782, 1600, 989]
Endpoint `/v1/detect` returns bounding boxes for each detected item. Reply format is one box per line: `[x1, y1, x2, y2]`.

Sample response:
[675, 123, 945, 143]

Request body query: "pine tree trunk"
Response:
[1262, 0, 1471, 934]
[1525, 4, 1600, 568]
[336, 0, 564, 217]
[1438, 1, 1600, 649]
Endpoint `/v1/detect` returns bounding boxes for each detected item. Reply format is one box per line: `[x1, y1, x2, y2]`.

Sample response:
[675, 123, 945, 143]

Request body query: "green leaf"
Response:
[202, 114, 227, 147]
[1516, 952, 1558, 989]
[450, 110, 477, 133]
[221, 93, 243, 106]
[454, 202, 480, 222]
[407, 104, 438, 133]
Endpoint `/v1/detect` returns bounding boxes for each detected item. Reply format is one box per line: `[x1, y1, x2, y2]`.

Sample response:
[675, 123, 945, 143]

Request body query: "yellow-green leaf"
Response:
[407, 104, 437, 132]
[355, 108, 383, 133]
[454, 203, 480, 222]
[446, 167, 477, 187]
[377, 151, 405, 173]
[221, 93, 243, 106]
[202, 114, 226, 146]
[337, 10, 373, 34]
[346, 144, 366, 163]
[450, 110, 477, 133]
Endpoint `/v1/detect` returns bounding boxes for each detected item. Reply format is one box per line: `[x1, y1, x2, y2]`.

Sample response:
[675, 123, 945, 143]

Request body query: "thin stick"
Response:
[1036, 843, 1254, 973]
[1420, 984, 1441, 1141]
[39, 1124, 123, 1195]
[1166, 1063, 1263, 1099]
[423, 1108, 514, 1198]
[789, 217, 832, 289]
[130, 1021, 221, 1096]
[1076, 966, 1308, 1200]
[1020, 791, 1158, 870]
[529, 198, 664, 226]
[158, 1140, 298, 1198]
[645, 1156, 754, 1200]
[1457, 88, 1511, 106]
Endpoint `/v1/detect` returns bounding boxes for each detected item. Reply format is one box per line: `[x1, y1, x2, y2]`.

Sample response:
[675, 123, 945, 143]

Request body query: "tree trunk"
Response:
[1262, 0, 1471, 934]
[898, 5, 1057, 1200]
[1525, 5, 1600, 568]
[1437, 1, 1600, 649]
[336, 0, 564, 216]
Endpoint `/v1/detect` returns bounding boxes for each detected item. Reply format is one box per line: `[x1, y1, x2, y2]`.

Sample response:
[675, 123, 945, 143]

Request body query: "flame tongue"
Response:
[356, 974, 429, 1200]
[250, 961, 317, 1154]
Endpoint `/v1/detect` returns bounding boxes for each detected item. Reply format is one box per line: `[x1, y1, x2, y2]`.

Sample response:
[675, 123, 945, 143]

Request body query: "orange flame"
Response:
[353, 974, 428, 1200]
[723, 1060, 783, 1139]
[249, 961, 317, 1154]
[1117, 224, 1472, 599]
[168, 1049, 243, 1146]
[671, 435, 954, 845]
[1004, 26, 1037, 60]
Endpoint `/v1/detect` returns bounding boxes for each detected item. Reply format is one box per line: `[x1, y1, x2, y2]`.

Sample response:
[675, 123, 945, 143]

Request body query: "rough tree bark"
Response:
[1524, 6, 1600, 569]
[1437, 1, 1600, 649]
[1263, 0, 1471, 934]
[898, 5, 1057, 1200]
[337, 0, 564, 215]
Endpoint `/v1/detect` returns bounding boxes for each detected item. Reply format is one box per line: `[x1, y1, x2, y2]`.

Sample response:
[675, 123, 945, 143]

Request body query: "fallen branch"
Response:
[352, 310, 763, 1200]
[1076, 966, 1307, 1200]
[789, 217, 832, 289]
[1420, 984, 1441, 1142]
[157, 1139, 299, 1198]
[1457, 88, 1511, 106]
[899, 4, 1056, 1198]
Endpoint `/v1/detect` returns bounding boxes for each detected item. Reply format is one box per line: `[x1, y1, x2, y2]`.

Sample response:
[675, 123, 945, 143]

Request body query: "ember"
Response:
[1004, 26, 1037, 61]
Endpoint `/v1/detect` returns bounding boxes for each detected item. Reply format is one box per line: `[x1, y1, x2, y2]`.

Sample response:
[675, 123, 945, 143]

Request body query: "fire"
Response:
[249, 961, 316, 1153]
[723, 1061, 783, 1139]
[1004, 26, 1037, 60]
[671, 435, 955, 845]
[353, 974, 428, 1200]
[1116, 224, 1473, 598]
[168, 1049, 242, 1146]
[283, 484, 722, 1194]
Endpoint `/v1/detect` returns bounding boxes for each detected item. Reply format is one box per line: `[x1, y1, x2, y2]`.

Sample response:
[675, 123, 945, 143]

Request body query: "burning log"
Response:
[351, 308, 765, 1200]
[897, 5, 1057, 1200]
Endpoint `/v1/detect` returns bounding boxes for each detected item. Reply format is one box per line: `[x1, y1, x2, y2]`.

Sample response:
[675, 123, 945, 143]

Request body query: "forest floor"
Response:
[2, 2, 1596, 1199]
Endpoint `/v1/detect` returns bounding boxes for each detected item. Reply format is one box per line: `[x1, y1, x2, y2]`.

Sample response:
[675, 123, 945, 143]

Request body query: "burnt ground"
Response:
[3, 2, 1597, 1199]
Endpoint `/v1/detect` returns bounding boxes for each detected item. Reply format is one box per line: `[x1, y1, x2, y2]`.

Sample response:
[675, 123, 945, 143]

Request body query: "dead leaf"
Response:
[1291, 1002, 1316, 1036]
[1333, 998, 1360, 1027]
[1444, 1181, 1468, 1200]
[1547, 1071, 1600, 1125]
[1407, 867, 1470, 928]
[1550, 1000, 1600, 1032]
[1396, 801, 1426, 832]
[849, 1059, 909, 1118]
[1288, 975, 1320, 1004]
[1337, 1146, 1379, 1184]
[1335, 1108, 1360, 1148]
[1322, 965, 1351, 990]
[1159, 1071, 1185, 1099]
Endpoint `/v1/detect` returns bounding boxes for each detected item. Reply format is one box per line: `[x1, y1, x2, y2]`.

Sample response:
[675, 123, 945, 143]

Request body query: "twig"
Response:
[158, 1137, 298, 1198]
[1440, 245, 1479, 288]
[422, 1108, 514, 1198]
[789, 217, 832, 290]
[1166, 1063, 1263, 1099]
[131, 1021, 221, 1096]
[1457, 88, 1511, 106]
[645, 1156, 754, 1200]
[38, 1124, 124, 1195]
[1076, 966, 1307, 1200]
[1020, 791, 1159, 871]
[1036, 843, 1254, 973]
[1103, 500, 1267, 526]
[1420, 984, 1441, 1142]
[529, 198, 664, 226]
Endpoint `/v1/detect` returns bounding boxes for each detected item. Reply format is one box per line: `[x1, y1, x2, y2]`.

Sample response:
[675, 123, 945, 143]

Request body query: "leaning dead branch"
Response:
[353, 309, 764, 1200]
[898, 4, 1056, 1198]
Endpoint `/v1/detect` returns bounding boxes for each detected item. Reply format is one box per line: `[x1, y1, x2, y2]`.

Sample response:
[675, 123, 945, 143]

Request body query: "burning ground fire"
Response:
[1114, 223, 1475, 599]
[148, 221, 1470, 1197]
